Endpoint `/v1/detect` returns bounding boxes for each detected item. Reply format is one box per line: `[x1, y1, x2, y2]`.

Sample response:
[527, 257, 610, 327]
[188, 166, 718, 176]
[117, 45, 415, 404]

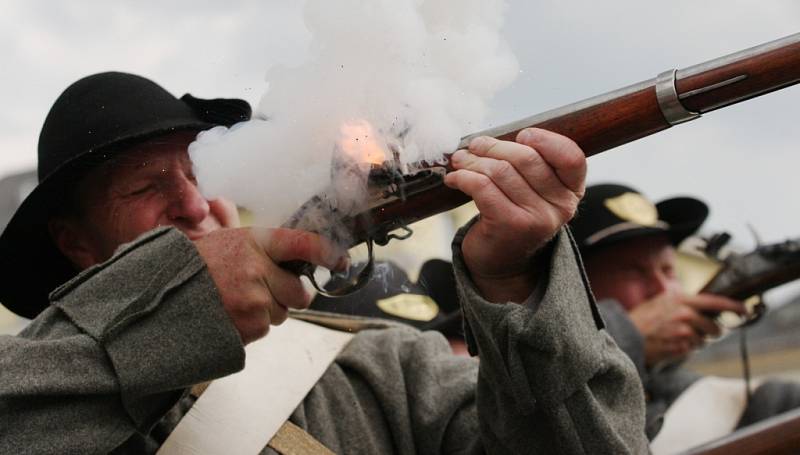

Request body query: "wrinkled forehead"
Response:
[92, 130, 198, 179]
[67, 130, 199, 208]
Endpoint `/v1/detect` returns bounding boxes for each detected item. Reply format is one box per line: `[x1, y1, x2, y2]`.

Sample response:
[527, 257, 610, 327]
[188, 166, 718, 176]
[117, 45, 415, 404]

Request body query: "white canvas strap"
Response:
[158, 317, 355, 455]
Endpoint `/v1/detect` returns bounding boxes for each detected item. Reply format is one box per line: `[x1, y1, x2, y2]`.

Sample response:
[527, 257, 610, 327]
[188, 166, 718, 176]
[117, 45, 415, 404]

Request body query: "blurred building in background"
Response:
[0, 169, 35, 231]
[0, 169, 36, 334]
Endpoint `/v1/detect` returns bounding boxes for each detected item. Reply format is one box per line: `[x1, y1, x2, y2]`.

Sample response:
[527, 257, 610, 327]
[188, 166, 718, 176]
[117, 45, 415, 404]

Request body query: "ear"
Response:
[48, 217, 100, 270]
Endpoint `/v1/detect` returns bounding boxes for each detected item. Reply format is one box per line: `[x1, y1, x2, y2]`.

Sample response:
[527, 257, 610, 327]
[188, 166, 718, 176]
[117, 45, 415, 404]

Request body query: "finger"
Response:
[444, 168, 561, 254]
[449, 148, 539, 210]
[515, 128, 586, 195]
[263, 261, 312, 311]
[691, 337, 706, 350]
[444, 168, 524, 222]
[675, 306, 722, 337]
[268, 294, 290, 326]
[665, 327, 702, 354]
[227, 296, 271, 344]
[256, 228, 348, 270]
[684, 294, 747, 315]
[651, 339, 690, 363]
[669, 340, 693, 359]
[466, 137, 569, 206]
[237, 319, 269, 344]
[209, 198, 241, 228]
[662, 321, 696, 340]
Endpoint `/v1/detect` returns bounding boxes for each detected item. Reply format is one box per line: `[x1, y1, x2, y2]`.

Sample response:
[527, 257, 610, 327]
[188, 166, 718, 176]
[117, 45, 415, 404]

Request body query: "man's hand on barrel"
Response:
[444, 128, 586, 303]
[194, 228, 348, 344]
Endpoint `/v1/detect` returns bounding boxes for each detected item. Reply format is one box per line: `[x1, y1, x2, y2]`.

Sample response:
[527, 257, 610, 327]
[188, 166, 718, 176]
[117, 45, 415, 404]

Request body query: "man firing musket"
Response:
[0, 70, 646, 454]
[0, 22, 798, 455]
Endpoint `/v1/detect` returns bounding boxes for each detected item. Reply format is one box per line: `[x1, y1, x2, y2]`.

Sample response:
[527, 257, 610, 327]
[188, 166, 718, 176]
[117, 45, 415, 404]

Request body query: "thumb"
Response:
[209, 198, 241, 228]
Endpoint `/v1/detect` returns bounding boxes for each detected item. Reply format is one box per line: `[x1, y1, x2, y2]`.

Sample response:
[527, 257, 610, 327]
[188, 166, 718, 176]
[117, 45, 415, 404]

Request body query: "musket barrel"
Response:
[354, 33, 800, 246]
[678, 33, 800, 114]
[459, 78, 663, 157]
[460, 32, 800, 158]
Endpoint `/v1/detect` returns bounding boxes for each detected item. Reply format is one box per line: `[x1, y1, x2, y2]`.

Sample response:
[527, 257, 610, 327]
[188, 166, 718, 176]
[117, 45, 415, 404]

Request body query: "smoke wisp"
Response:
[190, 0, 519, 231]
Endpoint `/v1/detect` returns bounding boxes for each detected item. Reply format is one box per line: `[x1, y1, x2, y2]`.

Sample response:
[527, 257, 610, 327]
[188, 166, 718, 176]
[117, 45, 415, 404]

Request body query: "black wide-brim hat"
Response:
[569, 183, 709, 254]
[310, 259, 463, 338]
[0, 72, 251, 319]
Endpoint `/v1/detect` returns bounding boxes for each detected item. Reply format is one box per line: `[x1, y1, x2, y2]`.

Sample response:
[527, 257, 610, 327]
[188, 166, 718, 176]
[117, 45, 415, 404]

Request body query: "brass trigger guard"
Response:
[296, 239, 375, 298]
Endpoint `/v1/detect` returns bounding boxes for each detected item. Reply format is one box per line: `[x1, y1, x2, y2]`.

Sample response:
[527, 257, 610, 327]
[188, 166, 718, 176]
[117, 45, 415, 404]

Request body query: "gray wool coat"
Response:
[0, 226, 648, 454]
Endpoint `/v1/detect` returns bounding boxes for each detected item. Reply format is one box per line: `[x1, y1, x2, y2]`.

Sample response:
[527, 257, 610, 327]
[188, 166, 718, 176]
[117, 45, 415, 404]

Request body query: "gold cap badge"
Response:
[604, 192, 659, 226]
[377, 294, 440, 322]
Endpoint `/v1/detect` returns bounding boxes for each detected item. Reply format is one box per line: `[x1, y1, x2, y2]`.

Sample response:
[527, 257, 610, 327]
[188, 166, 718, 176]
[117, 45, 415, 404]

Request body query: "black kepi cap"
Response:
[310, 259, 463, 338]
[569, 183, 709, 253]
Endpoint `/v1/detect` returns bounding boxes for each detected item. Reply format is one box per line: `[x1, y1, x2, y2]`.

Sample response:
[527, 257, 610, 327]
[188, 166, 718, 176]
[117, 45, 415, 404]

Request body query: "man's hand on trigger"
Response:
[194, 228, 348, 345]
[443, 128, 586, 303]
[630, 291, 746, 366]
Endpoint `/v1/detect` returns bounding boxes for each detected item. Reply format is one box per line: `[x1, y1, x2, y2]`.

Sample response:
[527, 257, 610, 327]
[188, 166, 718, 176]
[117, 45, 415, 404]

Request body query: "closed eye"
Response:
[127, 185, 154, 197]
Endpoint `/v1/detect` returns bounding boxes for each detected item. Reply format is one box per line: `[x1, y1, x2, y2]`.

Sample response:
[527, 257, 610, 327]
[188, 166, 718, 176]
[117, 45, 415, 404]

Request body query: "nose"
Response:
[165, 174, 210, 227]
[645, 269, 672, 298]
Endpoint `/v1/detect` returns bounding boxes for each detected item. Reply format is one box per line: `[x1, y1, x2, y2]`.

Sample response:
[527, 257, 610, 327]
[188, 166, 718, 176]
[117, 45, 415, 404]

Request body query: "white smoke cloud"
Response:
[190, 0, 518, 231]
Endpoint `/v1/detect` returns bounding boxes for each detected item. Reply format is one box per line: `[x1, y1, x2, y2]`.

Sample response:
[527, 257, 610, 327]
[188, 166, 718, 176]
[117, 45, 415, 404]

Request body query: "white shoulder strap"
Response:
[158, 317, 355, 455]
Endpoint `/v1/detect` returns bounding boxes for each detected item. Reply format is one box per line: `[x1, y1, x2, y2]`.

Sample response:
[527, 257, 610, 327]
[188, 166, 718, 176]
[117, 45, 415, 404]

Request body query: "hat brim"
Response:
[582, 196, 709, 252]
[0, 119, 214, 320]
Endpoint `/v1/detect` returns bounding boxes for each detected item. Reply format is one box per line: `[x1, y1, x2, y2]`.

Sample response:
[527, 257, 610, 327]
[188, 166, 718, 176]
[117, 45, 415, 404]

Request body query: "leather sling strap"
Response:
[268, 421, 335, 455]
[158, 317, 355, 454]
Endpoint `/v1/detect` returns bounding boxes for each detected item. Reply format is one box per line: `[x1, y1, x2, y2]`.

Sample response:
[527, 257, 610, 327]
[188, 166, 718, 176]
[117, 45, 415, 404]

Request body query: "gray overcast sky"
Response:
[1, 0, 798, 247]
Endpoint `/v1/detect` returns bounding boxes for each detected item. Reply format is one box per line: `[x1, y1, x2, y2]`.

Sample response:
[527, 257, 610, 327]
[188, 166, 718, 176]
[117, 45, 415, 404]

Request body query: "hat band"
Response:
[584, 220, 670, 246]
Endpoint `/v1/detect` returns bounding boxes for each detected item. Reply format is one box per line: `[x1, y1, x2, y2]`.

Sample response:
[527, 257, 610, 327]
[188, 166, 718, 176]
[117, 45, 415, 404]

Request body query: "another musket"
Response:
[285, 33, 800, 296]
[689, 235, 800, 327]
[703, 237, 800, 301]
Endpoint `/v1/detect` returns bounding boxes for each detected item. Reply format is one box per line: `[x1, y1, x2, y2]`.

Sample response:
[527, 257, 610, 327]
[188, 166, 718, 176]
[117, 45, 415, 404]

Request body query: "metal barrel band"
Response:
[656, 69, 701, 125]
